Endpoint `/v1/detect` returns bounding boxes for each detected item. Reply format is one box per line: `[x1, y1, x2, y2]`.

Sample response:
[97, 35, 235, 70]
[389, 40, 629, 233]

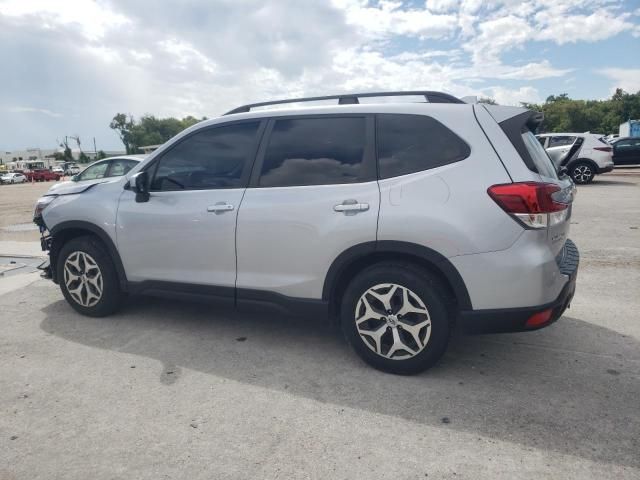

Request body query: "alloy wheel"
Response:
[573, 165, 593, 183]
[354, 283, 431, 360]
[63, 251, 103, 307]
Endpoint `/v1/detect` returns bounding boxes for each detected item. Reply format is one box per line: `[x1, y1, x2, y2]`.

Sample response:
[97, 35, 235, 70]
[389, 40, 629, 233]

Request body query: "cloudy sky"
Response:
[1, 0, 639, 151]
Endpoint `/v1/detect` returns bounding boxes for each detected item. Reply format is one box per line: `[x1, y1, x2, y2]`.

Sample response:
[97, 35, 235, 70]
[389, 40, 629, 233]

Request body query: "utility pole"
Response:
[93, 137, 97, 157]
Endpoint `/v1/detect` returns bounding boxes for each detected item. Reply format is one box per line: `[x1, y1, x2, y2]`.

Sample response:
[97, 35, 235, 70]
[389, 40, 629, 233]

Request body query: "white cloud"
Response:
[484, 86, 543, 106]
[600, 68, 640, 93]
[6, 106, 63, 118]
[536, 10, 634, 44]
[0, 0, 129, 40]
[0, 0, 638, 150]
[338, 0, 458, 39]
[427, 0, 460, 13]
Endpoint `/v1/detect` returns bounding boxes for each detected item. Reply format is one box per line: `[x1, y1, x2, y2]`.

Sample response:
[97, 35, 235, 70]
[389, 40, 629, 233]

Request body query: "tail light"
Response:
[487, 182, 571, 229]
[594, 146, 612, 152]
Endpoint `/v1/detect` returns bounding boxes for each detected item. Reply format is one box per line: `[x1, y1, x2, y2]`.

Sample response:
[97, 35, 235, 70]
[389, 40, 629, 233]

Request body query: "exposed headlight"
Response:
[33, 195, 58, 219]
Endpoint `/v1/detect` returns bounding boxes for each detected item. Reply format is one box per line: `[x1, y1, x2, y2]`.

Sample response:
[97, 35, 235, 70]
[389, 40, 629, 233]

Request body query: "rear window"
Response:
[376, 114, 470, 179]
[522, 131, 558, 179]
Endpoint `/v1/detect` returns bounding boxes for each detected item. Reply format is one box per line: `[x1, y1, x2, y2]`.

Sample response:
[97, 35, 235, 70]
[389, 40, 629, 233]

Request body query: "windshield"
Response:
[522, 130, 558, 179]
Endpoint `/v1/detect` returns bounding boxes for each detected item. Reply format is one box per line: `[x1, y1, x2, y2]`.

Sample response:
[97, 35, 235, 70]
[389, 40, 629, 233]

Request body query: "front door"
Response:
[614, 138, 640, 165]
[116, 120, 263, 289]
[235, 115, 379, 301]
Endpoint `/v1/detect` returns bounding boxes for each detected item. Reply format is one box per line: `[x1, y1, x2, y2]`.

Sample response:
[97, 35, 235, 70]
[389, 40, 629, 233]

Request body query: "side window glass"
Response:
[109, 160, 137, 177]
[259, 117, 366, 187]
[548, 136, 576, 148]
[151, 122, 260, 191]
[77, 162, 108, 181]
[537, 137, 546, 147]
[377, 114, 470, 179]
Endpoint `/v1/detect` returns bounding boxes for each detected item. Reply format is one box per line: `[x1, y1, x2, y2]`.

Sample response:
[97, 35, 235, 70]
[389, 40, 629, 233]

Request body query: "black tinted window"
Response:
[377, 114, 470, 179]
[259, 117, 366, 187]
[151, 122, 259, 191]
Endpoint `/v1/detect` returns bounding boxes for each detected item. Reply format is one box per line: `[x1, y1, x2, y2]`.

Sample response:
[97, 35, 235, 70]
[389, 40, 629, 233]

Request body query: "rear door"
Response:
[546, 136, 576, 167]
[235, 115, 379, 301]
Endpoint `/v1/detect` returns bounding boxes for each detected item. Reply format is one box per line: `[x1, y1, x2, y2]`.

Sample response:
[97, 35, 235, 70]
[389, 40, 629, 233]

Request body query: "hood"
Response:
[45, 178, 119, 196]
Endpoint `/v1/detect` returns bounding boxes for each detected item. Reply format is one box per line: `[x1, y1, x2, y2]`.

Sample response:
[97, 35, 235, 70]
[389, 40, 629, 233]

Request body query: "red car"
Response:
[25, 169, 61, 182]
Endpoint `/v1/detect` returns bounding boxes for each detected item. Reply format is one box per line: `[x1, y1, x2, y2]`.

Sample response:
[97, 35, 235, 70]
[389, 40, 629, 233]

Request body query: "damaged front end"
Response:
[33, 200, 54, 281]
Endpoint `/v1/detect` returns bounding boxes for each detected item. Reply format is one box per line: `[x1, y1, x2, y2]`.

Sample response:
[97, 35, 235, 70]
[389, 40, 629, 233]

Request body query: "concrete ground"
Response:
[0, 170, 639, 479]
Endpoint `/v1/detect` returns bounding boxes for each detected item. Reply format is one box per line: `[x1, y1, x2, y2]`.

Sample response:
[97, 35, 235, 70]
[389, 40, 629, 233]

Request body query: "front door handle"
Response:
[334, 200, 369, 214]
[207, 202, 234, 213]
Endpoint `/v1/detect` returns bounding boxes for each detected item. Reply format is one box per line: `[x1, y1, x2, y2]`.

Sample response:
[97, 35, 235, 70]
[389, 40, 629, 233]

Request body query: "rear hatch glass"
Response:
[521, 131, 558, 179]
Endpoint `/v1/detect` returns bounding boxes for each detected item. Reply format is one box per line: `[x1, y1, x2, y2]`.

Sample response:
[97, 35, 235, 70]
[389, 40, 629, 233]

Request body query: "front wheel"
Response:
[570, 162, 595, 184]
[340, 263, 452, 375]
[57, 236, 125, 317]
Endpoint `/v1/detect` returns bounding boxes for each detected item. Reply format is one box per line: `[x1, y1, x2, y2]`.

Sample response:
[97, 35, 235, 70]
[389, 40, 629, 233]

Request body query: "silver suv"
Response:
[33, 92, 579, 374]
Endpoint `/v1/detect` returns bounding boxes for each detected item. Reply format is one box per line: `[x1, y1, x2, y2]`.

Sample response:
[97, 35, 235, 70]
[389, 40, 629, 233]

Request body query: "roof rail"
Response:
[224, 91, 464, 115]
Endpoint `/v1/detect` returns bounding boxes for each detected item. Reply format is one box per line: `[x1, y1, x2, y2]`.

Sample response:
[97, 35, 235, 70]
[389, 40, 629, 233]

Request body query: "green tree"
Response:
[109, 113, 135, 154]
[533, 90, 640, 134]
[478, 97, 497, 105]
[110, 113, 206, 153]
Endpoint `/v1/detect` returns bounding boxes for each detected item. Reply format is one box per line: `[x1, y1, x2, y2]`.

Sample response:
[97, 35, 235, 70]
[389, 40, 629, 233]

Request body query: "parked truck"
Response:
[619, 120, 640, 138]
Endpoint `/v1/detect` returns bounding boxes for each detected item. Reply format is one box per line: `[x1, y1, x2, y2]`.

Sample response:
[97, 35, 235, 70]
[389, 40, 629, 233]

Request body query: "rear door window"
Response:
[548, 136, 576, 148]
[376, 114, 470, 179]
[258, 117, 367, 187]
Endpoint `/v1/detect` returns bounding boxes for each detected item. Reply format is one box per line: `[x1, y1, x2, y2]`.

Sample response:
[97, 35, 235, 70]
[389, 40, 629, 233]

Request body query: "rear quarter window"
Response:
[376, 114, 470, 179]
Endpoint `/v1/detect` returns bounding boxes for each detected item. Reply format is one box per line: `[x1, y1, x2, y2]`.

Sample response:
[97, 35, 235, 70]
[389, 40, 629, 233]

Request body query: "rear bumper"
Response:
[597, 164, 614, 174]
[459, 239, 579, 334]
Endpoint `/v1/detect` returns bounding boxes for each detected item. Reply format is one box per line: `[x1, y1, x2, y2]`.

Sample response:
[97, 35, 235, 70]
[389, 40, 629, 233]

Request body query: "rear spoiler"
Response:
[482, 104, 545, 174]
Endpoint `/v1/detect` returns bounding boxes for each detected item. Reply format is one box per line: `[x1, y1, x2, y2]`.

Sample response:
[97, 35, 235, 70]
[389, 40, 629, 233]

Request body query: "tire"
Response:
[57, 235, 125, 317]
[570, 161, 595, 184]
[340, 262, 452, 375]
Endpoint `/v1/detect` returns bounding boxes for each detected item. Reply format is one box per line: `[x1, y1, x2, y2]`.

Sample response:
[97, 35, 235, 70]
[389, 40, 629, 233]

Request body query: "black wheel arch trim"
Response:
[322, 240, 472, 311]
[49, 220, 128, 291]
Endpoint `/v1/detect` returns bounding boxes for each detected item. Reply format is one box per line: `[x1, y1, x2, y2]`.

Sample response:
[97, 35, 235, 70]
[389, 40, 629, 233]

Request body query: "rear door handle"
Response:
[334, 200, 369, 213]
[207, 202, 234, 213]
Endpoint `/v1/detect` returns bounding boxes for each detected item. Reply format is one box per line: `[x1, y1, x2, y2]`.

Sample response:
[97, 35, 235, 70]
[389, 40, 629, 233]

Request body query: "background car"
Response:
[52, 166, 64, 175]
[611, 137, 640, 165]
[536, 133, 614, 184]
[48, 155, 144, 193]
[1, 172, 27, 184]
[64, 164, 81, 175]
[24, 169, 61, 182]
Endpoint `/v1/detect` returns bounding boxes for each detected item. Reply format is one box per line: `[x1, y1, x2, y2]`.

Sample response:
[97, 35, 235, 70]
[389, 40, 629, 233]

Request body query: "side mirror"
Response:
[130, 171, 150, 202]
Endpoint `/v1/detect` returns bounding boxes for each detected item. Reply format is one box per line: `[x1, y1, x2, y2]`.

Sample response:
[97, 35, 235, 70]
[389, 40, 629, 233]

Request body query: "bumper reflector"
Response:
[525, 308, 553, 328]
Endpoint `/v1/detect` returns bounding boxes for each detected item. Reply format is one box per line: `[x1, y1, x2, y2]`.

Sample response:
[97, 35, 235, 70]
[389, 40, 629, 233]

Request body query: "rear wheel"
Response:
[57, 236, 125, 317]
[340, 263, 451, 375]
[570, 161, 595, 184]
